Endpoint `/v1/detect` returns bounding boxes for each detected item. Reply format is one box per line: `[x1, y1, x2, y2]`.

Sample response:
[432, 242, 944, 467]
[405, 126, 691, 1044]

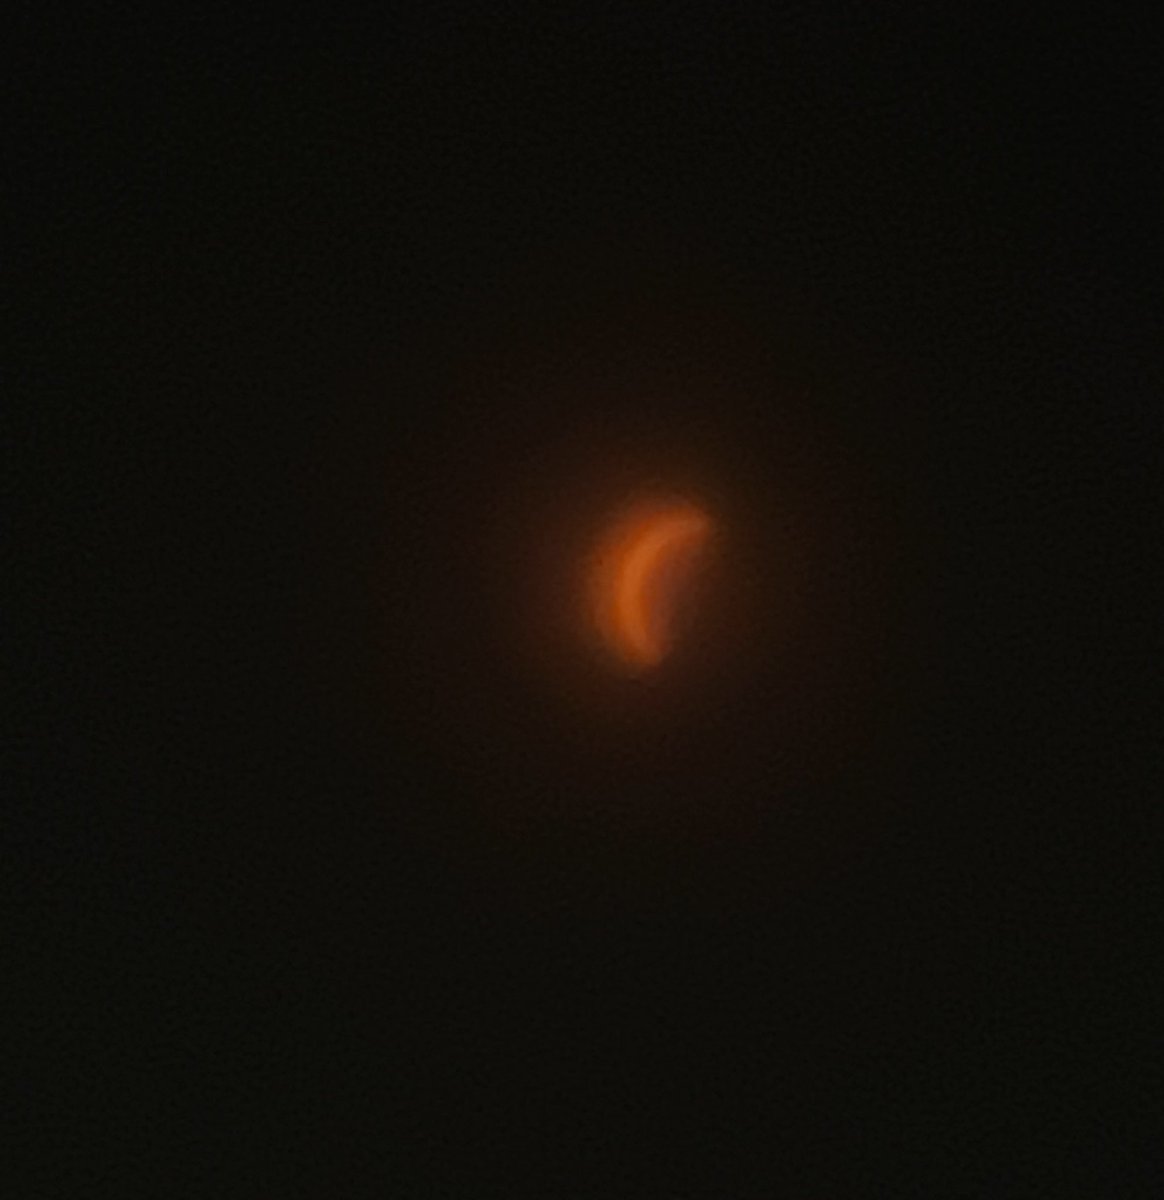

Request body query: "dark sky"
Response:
[14, 9, 1156, 1194]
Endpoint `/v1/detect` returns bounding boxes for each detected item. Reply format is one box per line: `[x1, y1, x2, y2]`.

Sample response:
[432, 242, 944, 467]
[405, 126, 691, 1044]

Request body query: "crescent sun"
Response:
[590, 500, 713, 671]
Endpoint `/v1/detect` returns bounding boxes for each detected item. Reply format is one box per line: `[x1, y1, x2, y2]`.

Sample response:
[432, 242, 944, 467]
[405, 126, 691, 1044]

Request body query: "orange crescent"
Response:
[592, 502, 713, 670]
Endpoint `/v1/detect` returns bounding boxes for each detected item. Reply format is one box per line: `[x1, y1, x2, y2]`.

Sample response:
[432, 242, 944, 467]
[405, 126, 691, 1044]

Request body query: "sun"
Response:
[589, 498, 714, 672]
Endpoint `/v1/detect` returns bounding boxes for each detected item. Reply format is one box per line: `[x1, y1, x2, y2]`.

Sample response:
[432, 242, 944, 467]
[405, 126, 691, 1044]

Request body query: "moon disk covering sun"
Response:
[589, 499, 714, 672]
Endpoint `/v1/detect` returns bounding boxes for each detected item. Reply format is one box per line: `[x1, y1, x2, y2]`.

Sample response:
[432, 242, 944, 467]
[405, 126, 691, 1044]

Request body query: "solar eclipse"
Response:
[589, 498, 714, 673]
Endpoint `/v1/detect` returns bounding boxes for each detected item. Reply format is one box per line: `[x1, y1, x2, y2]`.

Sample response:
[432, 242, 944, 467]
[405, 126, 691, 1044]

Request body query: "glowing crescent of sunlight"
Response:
[604, 506, 712, 668]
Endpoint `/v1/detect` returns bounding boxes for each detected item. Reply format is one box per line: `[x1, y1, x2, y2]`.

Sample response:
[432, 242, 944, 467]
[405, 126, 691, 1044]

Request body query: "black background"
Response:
[13, 8, 1157, 1194]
